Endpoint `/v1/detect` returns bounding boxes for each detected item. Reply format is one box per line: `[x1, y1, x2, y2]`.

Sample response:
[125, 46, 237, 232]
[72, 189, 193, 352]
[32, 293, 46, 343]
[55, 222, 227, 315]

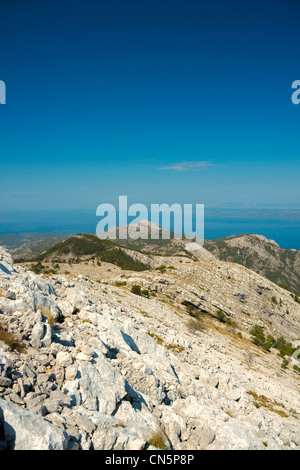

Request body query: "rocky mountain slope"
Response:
[6, 224, 300, 298]
[0, 244, 299, 450]
[204, 234, 300, 295]
[27, 234, 152, 275]
[0, 233, 70, 261]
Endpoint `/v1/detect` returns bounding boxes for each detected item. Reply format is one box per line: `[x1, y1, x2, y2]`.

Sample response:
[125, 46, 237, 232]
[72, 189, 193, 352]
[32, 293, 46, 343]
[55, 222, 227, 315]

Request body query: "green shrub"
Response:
[185, 304, 202, 319]
[250, 325, 266, 347]
[31, 262, 44, 274]
[266, 335, 276, 347]
[141, 289, 150, 298]
[155, 265, 167, 274]
[216, 309, 225, 323]
[225, 317, 236, 328]
[250, 327, 295, 357]
[292, 292, 300, 304]
[131, 285, 142, 296]
[115, 281, 127, 287]
[275, 336, 294, 356]
[281, 358, 289, 370]
[242, 311, 251, 317]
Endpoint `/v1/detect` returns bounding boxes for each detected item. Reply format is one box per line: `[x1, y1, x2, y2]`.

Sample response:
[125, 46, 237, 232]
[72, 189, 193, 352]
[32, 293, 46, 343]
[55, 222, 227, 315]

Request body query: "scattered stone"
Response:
[0, 398, 69, 450]
[56, 351, 73, 368]
[0, 244, 299, 451]
[0, 377, 12, 388]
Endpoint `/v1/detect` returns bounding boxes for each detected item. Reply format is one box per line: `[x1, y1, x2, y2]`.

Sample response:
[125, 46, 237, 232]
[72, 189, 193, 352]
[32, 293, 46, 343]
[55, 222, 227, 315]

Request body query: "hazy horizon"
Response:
[1, 207, 300, 250]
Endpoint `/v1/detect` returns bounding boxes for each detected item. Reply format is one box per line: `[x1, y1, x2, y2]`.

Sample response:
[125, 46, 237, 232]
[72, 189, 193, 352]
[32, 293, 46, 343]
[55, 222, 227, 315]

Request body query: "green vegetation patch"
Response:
[250, 325, 295, 356]
[34, 234, 149, 272]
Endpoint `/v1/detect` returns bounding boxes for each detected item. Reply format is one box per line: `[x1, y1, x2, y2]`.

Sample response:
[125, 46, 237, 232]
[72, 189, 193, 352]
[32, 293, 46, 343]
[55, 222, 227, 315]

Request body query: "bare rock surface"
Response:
[0, 245, 299, 450]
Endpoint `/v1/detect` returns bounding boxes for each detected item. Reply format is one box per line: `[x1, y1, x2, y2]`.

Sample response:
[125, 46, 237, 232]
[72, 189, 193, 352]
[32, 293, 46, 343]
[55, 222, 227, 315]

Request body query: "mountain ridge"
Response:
[2, 228, 300, 296]
[204, 233, 300, 295]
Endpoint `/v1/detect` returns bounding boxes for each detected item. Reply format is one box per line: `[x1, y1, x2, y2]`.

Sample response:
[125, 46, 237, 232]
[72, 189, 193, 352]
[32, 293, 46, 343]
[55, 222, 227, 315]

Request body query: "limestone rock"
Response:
[0, 399, 69, 450]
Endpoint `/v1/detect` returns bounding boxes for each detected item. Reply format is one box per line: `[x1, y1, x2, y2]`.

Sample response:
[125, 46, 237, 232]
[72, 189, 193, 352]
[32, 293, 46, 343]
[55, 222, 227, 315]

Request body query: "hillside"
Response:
[0, 233, 70, 261]
[204, 234, 300, 295]
[0, 240, 299, 450]
[28, 233, 151, 274]
[99, 219, 198, 259]
[4, 226, 300, 298]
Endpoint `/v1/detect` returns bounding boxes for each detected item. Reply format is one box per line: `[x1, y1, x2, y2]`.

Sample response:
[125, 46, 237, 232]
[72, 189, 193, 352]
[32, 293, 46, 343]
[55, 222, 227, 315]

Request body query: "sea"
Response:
[0, 208, 299, 250]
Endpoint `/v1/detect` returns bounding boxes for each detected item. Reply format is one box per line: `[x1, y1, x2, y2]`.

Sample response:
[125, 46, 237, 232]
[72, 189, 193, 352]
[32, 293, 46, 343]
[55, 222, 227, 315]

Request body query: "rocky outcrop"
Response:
[204, 233, 300, 295]
[0, 245, 299, 450]
[0, 399, 69, 450]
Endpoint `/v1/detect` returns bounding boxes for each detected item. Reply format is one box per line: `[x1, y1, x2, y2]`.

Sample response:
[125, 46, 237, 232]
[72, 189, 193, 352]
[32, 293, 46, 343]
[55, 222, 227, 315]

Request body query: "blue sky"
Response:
[0, 0, 300, 212]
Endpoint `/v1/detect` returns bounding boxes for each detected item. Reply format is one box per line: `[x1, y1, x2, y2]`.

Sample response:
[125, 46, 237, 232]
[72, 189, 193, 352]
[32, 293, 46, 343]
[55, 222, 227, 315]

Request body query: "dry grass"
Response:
[36, 305, 55, 328]
[0, 324, 26, 353]
[165, 344, 185, 353]
[148, 332, 164, 345]
[186, 317, 205, 333]
[247, 391, 289, 418]
[0, 288, 2, 297]
[114, 422, 125, 428]
[148, 429, 167, 450]
[140, 310, 150, 318]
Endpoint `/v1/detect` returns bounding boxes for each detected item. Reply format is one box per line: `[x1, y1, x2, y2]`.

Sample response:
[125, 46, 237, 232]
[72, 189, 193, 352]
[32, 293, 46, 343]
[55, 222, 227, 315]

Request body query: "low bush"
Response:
[0, 324, 26, 353]
[187, 318, 205, 333]
[250, 326, 294, 356]
[131, 285, 142, 296]
[131, 285, 150, 298]
[141, 289, 150, 298]
[115, 281, 127, 287]
[155, 265, 167, 274]
[216, 309, 225, 323]
[148, 429, 167, 450]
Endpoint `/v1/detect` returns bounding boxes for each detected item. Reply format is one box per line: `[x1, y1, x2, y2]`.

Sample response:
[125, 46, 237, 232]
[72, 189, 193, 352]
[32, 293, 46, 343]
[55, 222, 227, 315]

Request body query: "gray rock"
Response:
[127, 438, 147, 450]
[49, 389, 72, 407]
[0, 398, 69, 450]
[191, 425, 215, 449]
[30, 322, 46, 349]
[9, 393, 25, 406]
[56, 351, 73, 368]
[64, 354, 126, 415]
[26, 394, 48, 416]
[65, 363, 78, 381]
[0, 406, 6, 450]
[0, 244, 299, 451]
[209, 421, 265, 450]
[74, 414, 96, 434]
[0, 376, 12, 387]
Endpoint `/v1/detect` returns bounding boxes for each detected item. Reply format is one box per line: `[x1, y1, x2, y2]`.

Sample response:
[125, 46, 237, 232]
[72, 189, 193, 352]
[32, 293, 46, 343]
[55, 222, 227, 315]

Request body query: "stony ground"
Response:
[0, 245, 299, 450]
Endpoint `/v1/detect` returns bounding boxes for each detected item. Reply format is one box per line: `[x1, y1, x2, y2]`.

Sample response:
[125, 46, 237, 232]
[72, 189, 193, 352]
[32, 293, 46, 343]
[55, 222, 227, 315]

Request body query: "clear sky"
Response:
[0, 0, 300, 212]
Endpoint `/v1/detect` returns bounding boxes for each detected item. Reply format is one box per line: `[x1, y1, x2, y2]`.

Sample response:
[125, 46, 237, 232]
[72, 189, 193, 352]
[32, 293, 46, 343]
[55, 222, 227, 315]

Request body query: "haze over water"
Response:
[0, 209, 299, 250]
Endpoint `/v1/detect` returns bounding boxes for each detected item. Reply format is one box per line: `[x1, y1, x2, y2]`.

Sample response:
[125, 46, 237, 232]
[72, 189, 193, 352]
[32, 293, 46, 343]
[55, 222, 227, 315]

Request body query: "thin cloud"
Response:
[159, 161, 216, 172]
